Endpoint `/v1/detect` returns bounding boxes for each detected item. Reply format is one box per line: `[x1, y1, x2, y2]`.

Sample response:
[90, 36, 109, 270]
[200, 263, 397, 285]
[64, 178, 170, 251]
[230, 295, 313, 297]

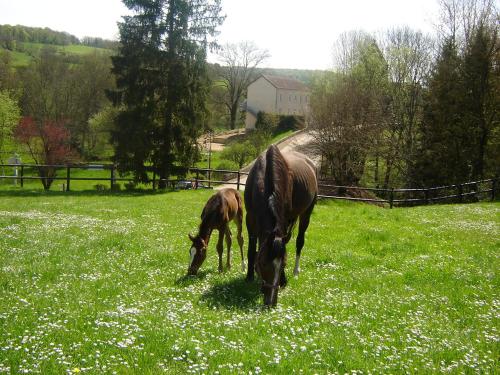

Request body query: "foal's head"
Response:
[256, 233, 287, 307]
[187, 234, 207, 275]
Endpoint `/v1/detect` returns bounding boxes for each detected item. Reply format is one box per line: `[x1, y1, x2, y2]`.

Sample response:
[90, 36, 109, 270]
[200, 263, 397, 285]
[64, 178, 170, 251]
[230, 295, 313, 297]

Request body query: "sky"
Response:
[0, 0, 441, 70]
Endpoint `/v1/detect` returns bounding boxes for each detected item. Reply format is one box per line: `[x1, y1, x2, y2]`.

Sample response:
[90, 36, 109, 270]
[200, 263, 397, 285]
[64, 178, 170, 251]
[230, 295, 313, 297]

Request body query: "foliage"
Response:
[310, 33, 388, 186]
[0, 24, 79, 50]
[275, 115, 303, 133]
[0, 90, 20, 163]
[220, 141, 256, 169]
[19, 47, 114, 157]
[0, 190, 498, 373]
[14, 117, 76, 189]
[87, 105, 120, 160]
[109, 0, 224, 186]
[215, 41, 269, 130]
[415, 21, 499, 186]
[254, 111, 278, 135]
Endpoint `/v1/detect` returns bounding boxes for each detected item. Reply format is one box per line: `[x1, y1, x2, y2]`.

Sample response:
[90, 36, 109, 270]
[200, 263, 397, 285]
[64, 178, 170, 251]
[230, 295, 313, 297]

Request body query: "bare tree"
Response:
[216, 41, 270, 130]
[437, 0, 497, 47]
[310, 32, 387, 187]
[379, 27, 434, 187]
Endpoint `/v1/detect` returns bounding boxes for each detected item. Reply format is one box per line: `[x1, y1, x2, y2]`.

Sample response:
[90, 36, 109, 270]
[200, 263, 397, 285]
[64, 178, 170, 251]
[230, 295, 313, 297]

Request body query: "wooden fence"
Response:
[0, 163, 496, 208]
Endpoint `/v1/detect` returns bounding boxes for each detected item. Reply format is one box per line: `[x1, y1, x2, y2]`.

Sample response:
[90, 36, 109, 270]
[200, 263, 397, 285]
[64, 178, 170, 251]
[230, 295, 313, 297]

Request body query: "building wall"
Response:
[245, 76, 310, 130]
[245, 77, 277, 129]
[275, 89, 310, 116]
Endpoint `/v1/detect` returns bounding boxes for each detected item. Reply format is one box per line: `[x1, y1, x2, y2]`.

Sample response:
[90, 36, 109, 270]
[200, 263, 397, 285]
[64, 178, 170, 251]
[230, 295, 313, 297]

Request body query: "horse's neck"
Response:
[198, 217, 213, 244]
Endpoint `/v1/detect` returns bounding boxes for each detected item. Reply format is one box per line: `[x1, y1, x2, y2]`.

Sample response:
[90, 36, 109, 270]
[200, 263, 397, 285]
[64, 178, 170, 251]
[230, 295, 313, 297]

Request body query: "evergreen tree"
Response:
[462, 23, 499, 179]
[416, 39, 469, 186]
[109, 0, 224, 186]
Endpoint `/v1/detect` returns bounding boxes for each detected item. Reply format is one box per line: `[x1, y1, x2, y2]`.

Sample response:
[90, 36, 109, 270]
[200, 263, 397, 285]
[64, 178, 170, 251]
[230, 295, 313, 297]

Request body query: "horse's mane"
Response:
[264, 145, 291, 237]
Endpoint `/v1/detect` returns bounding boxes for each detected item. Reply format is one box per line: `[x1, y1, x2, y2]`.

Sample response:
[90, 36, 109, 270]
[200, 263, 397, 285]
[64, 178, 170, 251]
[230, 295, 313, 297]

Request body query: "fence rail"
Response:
[0, 163, 496, 208]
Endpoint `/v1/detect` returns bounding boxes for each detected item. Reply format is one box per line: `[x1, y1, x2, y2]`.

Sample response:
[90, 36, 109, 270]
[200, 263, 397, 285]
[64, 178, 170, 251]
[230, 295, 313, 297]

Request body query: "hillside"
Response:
[0, 24, 117, 67]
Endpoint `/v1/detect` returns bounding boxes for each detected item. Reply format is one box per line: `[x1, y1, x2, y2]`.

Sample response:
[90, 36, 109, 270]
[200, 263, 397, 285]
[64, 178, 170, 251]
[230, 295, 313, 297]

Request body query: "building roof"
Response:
[260, 74, 310, 91]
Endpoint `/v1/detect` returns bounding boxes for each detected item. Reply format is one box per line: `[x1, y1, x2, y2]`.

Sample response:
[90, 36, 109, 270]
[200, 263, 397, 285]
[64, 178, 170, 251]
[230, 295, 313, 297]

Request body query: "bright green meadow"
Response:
[0, 189, 498, 373]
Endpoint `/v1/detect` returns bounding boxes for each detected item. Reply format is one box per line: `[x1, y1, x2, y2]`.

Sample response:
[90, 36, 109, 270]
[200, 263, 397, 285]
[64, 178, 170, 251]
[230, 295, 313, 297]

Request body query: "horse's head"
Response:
[187, 233, 207, 275]
[256, 233, 287, 307]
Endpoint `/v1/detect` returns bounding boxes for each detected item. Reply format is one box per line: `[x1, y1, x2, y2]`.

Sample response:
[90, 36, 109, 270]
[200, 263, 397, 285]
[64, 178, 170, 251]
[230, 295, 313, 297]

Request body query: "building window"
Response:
[295, 95, 297, 101]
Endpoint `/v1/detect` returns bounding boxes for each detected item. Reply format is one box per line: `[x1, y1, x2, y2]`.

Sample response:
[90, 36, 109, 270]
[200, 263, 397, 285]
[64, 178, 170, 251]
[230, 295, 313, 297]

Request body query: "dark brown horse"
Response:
[187, 188, 245, 275]
[245, 144, 317, 306]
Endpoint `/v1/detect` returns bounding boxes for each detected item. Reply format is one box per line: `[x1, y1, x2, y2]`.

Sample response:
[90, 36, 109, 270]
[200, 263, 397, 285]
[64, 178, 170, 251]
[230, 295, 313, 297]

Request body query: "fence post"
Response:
[110, 164, 115, 190]
[237, 170, 241, 191]
[208, 168, 211, 188]
[20, 165, 24, 188]
[66, 166, 71, 191]
[458, 184, 463, 203]
[389, 188, 394, 209]
[424, 189, 429, 205]
[152, 171, 156, 191]
[196, 168, 200, 189]
[492, 178, 496, 201]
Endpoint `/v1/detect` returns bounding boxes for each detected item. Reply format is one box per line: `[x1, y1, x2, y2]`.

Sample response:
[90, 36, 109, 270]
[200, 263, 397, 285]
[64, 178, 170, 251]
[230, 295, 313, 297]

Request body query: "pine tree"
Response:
[109, 0, 224, 186]
[416, 39, 469, 186]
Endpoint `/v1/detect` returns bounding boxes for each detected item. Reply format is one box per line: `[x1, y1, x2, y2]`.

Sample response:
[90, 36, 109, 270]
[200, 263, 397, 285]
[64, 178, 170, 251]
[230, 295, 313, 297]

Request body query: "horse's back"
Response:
[284, 152, 318, 215]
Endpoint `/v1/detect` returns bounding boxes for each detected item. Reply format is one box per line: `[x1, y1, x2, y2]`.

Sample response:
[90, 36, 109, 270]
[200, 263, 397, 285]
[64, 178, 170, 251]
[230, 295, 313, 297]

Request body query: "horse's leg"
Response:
[294, 204, 314, 276]
[236, 205, 245, 272]
[225, 226, 232, 271]
[216, 229, 224, 273]
[246, 213, 257, 281]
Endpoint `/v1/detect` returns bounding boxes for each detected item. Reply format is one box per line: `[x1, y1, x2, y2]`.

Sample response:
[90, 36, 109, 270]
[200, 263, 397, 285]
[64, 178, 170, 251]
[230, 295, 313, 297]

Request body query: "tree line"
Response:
[310, 0, 499, 189]
[1, 0, 497, 191]
[0, 24, 117, 51]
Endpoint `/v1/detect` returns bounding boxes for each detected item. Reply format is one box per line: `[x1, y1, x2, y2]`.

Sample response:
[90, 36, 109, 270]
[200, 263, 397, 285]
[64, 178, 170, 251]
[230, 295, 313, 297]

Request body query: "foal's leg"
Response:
[225, 226, 232, 271]
[216, 229, 224, 273]
[295, 204, 314, 276]
[236, 207, 245, 272]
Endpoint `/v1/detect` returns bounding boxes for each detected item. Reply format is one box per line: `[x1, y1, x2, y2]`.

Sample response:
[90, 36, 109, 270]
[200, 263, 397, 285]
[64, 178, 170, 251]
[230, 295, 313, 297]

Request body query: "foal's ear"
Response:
[188, 233, 195, 242]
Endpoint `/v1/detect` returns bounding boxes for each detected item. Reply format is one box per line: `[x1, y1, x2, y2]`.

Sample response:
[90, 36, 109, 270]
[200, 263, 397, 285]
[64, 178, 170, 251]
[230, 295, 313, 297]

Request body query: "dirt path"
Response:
[216, 130, 318, 190]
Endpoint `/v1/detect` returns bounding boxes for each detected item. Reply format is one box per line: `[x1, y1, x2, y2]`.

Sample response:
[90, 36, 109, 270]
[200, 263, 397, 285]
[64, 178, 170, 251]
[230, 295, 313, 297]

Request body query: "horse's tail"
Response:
[264, 144, 290, 236]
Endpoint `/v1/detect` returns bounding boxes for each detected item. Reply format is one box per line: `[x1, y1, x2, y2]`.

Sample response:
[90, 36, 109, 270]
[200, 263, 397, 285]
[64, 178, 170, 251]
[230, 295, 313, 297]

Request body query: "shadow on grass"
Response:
[199, 276, 261, 311]
[174, 270, 212, 286]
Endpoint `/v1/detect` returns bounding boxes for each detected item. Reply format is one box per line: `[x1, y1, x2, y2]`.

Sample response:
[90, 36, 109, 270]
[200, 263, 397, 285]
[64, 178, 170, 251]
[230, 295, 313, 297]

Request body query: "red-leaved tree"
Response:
[15, 117, 76, 190]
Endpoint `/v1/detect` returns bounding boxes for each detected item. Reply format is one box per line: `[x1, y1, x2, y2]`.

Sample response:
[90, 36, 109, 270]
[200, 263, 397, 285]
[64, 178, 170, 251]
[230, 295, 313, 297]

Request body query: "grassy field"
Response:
[1, 43, 113, 67]
[0, 190, 498, 374]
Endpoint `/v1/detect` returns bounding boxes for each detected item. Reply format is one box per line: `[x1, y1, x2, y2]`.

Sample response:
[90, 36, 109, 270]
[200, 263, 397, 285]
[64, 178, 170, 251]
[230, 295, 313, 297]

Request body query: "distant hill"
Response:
[0, 24, 118, 67]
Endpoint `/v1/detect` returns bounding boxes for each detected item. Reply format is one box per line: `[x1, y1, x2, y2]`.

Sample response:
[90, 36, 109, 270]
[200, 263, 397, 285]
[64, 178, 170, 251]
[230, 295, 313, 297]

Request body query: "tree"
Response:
[20, 47, 75, 125]
[87, 104, 120, 159]
[71, 52, 114, 157]
[0, 90, 20, 164]
[462, 23, 499, 179]
[380, 28, 433, 187]
[216, 41, 270, 130]
[109, 0, 224, 187]
[221, 141, 256, 169]
[15, 117, 76, 190]
[416, 39, 468, 186]
[310, 32, 388, 187]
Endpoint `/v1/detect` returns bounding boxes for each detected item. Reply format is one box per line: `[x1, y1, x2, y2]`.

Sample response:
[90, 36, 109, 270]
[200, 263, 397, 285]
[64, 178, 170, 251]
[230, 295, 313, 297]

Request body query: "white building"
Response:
[245, 74, 310, 130]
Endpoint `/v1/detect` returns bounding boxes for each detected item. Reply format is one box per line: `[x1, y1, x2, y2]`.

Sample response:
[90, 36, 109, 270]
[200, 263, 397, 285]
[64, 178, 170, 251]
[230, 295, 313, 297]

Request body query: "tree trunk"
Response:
[229, 102, 238, 130]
